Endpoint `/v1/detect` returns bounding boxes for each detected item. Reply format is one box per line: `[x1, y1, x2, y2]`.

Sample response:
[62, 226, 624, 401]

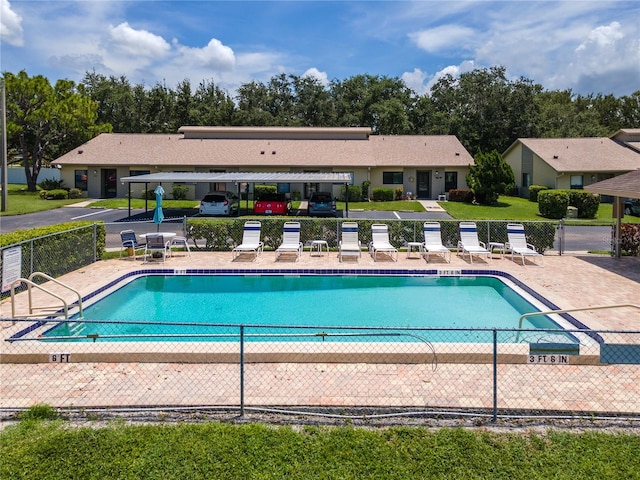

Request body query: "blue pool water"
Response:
[40, 274, 577, 344]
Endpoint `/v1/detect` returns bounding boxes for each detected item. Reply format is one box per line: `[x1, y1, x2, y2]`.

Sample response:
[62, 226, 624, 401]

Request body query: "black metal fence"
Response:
[3, 319, 640, 422]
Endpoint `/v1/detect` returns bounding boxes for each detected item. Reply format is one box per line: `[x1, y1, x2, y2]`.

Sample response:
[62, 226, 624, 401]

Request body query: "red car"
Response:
[253, 193, 291, 215]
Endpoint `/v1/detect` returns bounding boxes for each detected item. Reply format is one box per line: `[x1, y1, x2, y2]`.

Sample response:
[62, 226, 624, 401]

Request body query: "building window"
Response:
[277, 183, 290, 194]
[129, 170, 150, 177]
[382, 172, 403, 184]
[444, 172, 457, 192]
[522, 173, 531, 188]
[570, 175, 584, 189]
[74, 169, 88, 190]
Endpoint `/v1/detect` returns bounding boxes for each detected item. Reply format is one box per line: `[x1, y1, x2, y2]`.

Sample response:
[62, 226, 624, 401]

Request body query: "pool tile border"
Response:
[10, 268, 593, 341]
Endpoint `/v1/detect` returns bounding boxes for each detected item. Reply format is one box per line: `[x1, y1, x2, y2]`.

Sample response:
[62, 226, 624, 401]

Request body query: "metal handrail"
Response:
[28, 272, 83, 318]
[10, 278, 70, 321]
[517, 304, 640, 342]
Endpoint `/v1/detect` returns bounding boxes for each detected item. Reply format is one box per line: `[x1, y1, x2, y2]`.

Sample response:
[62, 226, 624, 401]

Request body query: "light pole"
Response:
[1, 79, 8, 212]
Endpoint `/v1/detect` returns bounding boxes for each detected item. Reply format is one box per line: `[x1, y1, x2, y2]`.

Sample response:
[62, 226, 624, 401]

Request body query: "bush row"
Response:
[0, 223, 106, 289]
[617, 224, 640, 256]
[186, 218, 557, 254]
[39, 188, 83, 199]
[538, 190, 600, 219]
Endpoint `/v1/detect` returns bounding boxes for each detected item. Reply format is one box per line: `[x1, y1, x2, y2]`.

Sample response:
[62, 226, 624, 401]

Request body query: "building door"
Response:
[102, 169, 117, 198]
[416, 171, 430, 199]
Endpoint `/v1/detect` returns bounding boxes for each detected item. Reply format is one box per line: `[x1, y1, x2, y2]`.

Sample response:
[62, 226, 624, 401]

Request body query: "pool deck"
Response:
[1, 250, 639, 414]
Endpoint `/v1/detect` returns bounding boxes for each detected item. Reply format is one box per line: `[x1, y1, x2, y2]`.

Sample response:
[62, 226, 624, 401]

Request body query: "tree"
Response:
[466, 150, 515, 205]
[4, 70, 111, 191]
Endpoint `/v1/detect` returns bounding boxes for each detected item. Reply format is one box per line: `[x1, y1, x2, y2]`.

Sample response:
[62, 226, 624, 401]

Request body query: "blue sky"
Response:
[2, 0, 639, 97]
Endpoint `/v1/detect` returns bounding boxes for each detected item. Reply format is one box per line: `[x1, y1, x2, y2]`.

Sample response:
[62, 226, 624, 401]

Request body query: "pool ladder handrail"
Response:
[517, 303, 640, 342]
[9, 272, 83, 322]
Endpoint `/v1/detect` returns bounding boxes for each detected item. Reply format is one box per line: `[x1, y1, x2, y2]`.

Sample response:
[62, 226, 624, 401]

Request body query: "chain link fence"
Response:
[2, 320, 639, 421]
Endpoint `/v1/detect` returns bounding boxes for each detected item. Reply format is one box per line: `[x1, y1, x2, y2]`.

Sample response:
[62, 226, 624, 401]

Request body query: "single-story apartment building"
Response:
[503, 128, 640, 200]
[51, 126, 474, 201]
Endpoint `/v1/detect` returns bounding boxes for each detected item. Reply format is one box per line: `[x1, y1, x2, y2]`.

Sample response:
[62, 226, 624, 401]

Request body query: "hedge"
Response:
[0, 222, 106, 285]
[528, 185, 549, 202]
[538, 189, 600, 219]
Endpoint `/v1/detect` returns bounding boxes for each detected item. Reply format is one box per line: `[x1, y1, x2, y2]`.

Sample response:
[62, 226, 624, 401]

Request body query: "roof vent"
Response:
[260, 151, 265, 154]
[77, 149, 83, 154]
[553, 155, 559, 159]
[455, 152, 460, 156]
[272, 151, 276, 154]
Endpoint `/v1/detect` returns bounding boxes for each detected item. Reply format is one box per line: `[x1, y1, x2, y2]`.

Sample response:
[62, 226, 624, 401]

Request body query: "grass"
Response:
[440, 196, 640, 224]
[2, 186, 639, 224]
[1, 419, 638, 479]
[0, 184, 86, 215]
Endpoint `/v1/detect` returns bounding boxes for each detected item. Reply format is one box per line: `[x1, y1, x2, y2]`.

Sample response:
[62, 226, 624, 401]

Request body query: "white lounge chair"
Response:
[368, 224, 398, 261]
[275, 222, 303, 261]
[232, 221, 264, 260]
[422, 222, 451, 263]
[338, 222, 362, 262]
[143, 234, 170, 262]
[457, 222, 491, 263]
[506, 223, 544, 266]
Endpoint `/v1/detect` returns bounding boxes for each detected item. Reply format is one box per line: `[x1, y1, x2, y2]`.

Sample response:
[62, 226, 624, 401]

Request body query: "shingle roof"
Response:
[516, 137, 640, 172]
[585, 168, 640, 199]
[52, 132, 474, 168]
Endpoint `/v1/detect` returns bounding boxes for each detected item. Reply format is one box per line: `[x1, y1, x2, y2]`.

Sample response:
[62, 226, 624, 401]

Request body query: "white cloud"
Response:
[0, 0, 23, 46]
[401, 68, 428, 95]
[108, 22, 170, 59]
[302, 67, 328, 86]
[175, 38, 235, 70]
[576, 21, 624, 51]
[409, 24, 476, 53]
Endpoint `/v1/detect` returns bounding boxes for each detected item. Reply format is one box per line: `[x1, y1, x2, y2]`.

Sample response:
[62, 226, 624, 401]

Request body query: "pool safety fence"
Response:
[2, 320, 640, 422]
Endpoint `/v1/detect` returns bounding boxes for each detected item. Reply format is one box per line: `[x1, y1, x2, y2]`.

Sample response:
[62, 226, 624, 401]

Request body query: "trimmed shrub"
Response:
[339, 185, 362, 202]
[361, 180, 371, 201]
[372, 187, 394, 202]
[538, 190, 569, 219]
[68, 188, 83, 199]
[395, 187, 404, 200]
[39, 189, 68, 200]
[172, 184, 189, 200]
[141, 189, 155, 200]
[448, 189, 474, 203]
[528, 185, 549, 202]
[254, 185, 277, 198]
[568, 190, 600, 219]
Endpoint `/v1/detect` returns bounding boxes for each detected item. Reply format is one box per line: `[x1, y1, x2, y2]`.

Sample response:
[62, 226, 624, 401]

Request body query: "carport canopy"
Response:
[119, 171, 354, 215]
[585, 168, 640, 258]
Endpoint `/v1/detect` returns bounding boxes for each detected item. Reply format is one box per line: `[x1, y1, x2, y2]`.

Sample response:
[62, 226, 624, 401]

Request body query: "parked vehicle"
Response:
[199, 191, 239, 216]
[624, 199, 640, 216]
[253, 192, 291, 215]
[307, 192, 337, 217]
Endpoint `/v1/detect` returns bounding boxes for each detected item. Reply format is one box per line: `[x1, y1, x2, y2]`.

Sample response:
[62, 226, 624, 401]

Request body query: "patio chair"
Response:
[232, 221, 264, 260]
[506, 223, 544, 266]
[143, 234, 170, 263]
[275, 222, 303, 261]
[338, 222, 362, 262]
[120, 229, 145, 259]
[368, 224, 398, 261]
[422, 222, 451, 263]
[170, 235, 191, 257]
[457, 222, 491, 263]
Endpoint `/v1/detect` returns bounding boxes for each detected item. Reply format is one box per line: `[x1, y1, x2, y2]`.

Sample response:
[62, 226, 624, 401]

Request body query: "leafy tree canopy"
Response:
[466, 150, 515, 205]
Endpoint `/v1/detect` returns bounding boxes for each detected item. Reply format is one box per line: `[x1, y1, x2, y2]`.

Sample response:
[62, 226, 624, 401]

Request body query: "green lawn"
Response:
[0, 184, 86, 215]
[2, 186, 638, 224]
[1, 419, 638, 479]
[440, 195, 640, 224]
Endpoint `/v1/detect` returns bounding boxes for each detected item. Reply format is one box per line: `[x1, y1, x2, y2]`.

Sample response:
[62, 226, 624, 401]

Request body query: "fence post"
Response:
[239, 325, 245, 417]
[93, 223, 97, 263]
[557, 219, 564, 256]
[492, 328, 498, 422]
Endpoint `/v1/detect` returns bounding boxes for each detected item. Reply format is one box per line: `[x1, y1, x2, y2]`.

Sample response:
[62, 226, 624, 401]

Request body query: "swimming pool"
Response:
[33, 271, 582, 344]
